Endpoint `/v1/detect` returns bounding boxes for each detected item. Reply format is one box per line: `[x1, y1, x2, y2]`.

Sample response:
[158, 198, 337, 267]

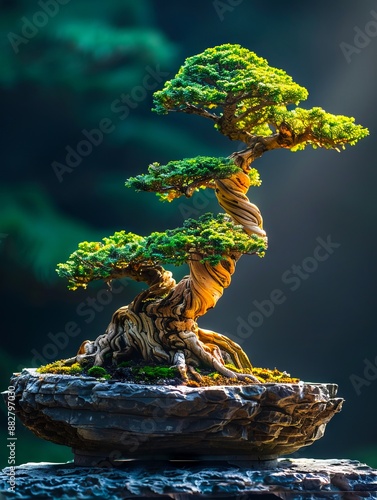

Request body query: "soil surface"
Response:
[37, 359, 300, 386]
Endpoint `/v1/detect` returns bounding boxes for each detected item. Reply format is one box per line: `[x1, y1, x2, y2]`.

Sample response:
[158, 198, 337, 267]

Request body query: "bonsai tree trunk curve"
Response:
[74, 171, 264, 382]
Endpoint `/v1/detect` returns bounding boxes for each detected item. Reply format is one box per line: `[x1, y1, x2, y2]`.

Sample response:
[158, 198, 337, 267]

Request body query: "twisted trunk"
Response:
[74, 170, 266, 381]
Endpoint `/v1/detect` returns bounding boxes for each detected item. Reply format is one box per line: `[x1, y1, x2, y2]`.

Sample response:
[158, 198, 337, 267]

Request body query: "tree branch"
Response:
[230, 122, 311, 169]
[179, 103, 219, 122]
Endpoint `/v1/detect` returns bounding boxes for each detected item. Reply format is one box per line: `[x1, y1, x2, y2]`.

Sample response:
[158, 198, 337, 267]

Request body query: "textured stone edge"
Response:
[0, 458, 377, 498]
[7, 368, 341, 400]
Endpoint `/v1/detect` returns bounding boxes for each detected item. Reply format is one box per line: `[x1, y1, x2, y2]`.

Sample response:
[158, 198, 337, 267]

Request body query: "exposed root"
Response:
[67, 318, 260, 384]
[197, 328, 252, 370]
[177, 329, 260, 384]
[187, 365, 203, 381]
[197, 349, 260, 383]
[173, 350, 189, 382]
[61, 356, 80, 366]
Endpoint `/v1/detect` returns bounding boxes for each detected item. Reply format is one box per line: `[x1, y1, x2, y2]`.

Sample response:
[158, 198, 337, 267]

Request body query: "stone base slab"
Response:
[1, 458, 377, 499]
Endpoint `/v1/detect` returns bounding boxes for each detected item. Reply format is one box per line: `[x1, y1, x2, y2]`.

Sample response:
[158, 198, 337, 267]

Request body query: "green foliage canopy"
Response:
[153, 43, 369, 150]
[153, 44, 308, 130]
[125, 156, 261, 201]
[270, 107, 368, 150]
[57, 213, 267, 290]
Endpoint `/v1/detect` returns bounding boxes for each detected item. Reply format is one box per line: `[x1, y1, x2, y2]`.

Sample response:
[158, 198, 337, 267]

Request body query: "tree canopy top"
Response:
[153, 43, 308, 117]
[153, 43, 368, 150]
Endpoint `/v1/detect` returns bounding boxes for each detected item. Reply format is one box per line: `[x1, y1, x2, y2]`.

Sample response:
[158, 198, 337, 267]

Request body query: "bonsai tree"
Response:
[56, 44, 368, 382]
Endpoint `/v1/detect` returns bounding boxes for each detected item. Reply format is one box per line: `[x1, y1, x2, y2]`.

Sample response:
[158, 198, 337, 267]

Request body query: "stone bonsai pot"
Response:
[9, 369, 343, 466]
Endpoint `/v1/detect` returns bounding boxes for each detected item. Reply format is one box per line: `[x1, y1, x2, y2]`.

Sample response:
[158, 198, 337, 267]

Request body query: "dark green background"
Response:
[1, 0, 376, 467]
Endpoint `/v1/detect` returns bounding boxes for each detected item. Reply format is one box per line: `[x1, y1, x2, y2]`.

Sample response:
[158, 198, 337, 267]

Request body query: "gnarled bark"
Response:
[72, 169, 266, 382]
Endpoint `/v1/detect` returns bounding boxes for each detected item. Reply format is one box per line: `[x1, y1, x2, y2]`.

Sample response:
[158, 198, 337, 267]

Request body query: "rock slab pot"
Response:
[7, 368, 344, 466]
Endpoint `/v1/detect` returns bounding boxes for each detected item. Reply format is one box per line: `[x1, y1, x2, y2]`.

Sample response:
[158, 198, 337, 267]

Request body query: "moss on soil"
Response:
[37, 359, 299, 385]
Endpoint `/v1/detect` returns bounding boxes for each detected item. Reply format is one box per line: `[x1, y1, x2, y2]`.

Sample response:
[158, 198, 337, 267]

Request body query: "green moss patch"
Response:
[37, 359, 299, 385]
[87, 366, 111, 379]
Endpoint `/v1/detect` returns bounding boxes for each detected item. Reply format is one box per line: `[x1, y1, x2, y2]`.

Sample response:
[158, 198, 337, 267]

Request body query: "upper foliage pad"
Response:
[153, 43, 308, 114]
